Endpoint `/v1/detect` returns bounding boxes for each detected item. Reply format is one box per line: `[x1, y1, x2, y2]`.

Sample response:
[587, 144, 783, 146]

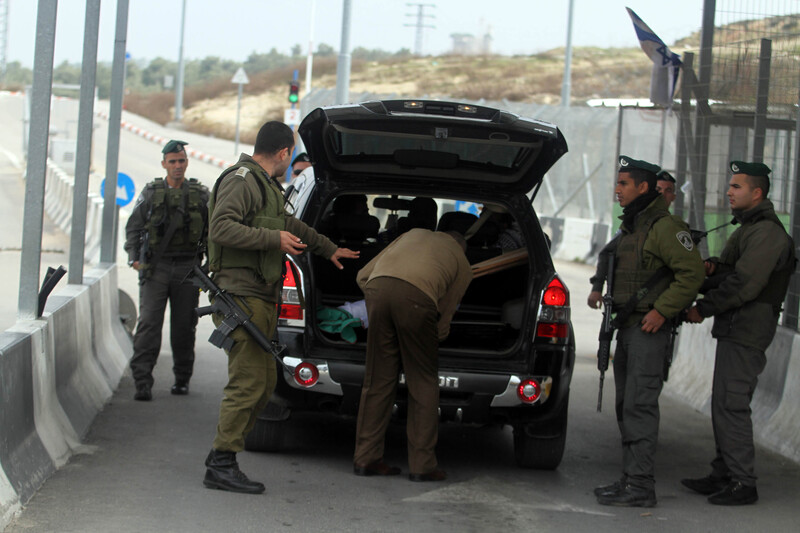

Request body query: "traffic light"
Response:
[288, 81, 300, 104]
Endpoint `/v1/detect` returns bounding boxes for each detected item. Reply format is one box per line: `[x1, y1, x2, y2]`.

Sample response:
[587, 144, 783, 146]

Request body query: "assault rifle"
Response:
[190, 265, 285, 360]
[137, 231, 150, 282]
[596, 250, 615, 412]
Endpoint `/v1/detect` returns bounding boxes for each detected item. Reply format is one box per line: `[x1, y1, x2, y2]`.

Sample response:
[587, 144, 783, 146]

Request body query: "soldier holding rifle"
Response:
[590, 156, 703, 508]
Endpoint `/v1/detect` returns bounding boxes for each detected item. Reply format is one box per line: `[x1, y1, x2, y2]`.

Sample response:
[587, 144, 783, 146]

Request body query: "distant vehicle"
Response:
[245, 100, 574, 469]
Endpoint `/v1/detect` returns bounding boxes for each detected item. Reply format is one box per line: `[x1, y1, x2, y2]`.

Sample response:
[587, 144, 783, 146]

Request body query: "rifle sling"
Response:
[611, 265, 672, 328]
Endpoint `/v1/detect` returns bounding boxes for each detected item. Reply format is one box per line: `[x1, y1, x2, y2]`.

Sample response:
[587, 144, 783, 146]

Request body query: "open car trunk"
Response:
[306, 193, 537, 355]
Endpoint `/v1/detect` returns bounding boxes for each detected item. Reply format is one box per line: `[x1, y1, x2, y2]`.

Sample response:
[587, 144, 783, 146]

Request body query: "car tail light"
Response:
[280, 260, 304, 322]
[536, 275, 570, 341]
[293, 362, 319, 387]
[517, 378, 541, 404]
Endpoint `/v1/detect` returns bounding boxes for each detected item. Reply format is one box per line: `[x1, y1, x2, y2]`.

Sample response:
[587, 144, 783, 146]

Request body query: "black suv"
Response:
[244, 100, 573, 469]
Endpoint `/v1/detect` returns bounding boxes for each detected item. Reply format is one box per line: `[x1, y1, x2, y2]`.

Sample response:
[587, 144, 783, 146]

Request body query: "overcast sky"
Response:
[5, 0, 712, 66]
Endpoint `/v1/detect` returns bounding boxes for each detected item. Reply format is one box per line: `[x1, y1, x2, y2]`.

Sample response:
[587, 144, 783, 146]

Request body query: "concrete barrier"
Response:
[0, 265, 132, 529]
[666, 322, 800, 464]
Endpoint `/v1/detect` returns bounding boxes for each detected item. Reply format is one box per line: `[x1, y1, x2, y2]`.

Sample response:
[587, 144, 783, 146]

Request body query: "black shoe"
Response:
[597, 483, 657, 507]
[594, 477, 626, 497]
[134, 384, 152, 401]
[708, 481, 758, 506]
[681, 474, 730, 495]
[203, 449, 265, 494]
[408, 469, 447, 482]
[171, 381, 189, 395]
[353, 460, 401, 476]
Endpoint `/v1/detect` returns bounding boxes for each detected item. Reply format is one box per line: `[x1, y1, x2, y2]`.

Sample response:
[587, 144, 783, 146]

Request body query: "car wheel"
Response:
[244, 417, 288, 452]
[243, 402, 291, 452]
[512, 397, 569, 470]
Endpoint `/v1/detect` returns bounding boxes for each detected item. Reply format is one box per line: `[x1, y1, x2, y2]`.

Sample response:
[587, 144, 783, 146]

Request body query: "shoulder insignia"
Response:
[235, 167, 250, 178]
[676, 231, 694, 251]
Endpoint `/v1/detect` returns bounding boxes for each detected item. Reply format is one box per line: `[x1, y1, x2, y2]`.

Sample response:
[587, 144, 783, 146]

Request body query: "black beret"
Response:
[730, 161, 771, 177]
[291, 152, 311, 166]
[656, 169, 676, 183]
[162, 139, 188, 154]
[618, 155, 660, 175]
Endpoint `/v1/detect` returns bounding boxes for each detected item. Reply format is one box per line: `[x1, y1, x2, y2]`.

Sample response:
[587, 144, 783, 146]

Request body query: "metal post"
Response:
[174, 0, 186, 122]
[305, 0, 316, 97]
[753, 38, 771, 163]
[18, 0, 57, 319]
[234, 82, 242, 155]
[783, 70, 800, 328]
[335, 0, 352, 105]
[560, 0, 574, 107]
[69, 0, 100, 285]
[100, 0, 129, 264]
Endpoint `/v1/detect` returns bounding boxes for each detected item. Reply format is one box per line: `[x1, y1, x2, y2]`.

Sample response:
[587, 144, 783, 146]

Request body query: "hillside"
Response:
[125, 40, 707, 144]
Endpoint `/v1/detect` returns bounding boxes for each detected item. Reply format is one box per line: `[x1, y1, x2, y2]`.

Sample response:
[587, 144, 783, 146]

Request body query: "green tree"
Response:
[1, 61, 33, 87]
[316, 43, 336, 57]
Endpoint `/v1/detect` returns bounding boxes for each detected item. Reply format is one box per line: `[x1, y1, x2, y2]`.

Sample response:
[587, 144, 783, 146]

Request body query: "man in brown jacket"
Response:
[353, 228, 473, 482]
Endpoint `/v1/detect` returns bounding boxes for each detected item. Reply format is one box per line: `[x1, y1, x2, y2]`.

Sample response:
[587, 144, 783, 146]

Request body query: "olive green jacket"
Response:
[614, 195, 705, 327]
[696, 199, 795, 350]
[209, 154, 338, 302]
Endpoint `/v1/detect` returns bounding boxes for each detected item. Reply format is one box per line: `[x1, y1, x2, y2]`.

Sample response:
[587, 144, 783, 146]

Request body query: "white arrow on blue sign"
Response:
[100, 172, 136, 207]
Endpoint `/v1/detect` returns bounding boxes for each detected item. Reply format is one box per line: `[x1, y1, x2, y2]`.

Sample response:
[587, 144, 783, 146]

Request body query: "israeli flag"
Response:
[626, 7, 682, 107]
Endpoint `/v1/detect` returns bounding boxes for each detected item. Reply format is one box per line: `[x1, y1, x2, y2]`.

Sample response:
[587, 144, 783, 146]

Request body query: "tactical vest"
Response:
[720, 212, 796, 312]
[208, 161, 286, 284]
[144, 178, 207, 257]
[612, 209, 672, 314]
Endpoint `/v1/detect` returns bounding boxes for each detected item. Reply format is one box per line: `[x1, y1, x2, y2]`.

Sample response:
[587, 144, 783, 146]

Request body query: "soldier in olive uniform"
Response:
[588, 168, 680, 309]
[683, 161, 795, 505]
[124, 140, 209, 402]
[593, 156, 704, 507]
[202, 121, 359, 494]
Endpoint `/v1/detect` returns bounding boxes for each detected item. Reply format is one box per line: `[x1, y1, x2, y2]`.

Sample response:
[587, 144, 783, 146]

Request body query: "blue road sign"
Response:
[101, 172, 136, 207]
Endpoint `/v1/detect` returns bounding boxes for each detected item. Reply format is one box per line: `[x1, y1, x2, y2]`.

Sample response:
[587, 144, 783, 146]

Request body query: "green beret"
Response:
[730, 160, 771, 177]
[656, 169, 676, 183]
[162, 139, 188, 154]
[618, 155, 660, 175]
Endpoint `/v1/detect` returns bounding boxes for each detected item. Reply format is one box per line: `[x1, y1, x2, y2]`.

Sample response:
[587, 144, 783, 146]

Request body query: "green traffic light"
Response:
[289, 94, 299, 104]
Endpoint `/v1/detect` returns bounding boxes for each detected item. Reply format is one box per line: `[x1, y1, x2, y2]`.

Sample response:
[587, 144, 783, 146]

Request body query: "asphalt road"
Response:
[3, 258, 800, 533]
[1, 93, 799, 532]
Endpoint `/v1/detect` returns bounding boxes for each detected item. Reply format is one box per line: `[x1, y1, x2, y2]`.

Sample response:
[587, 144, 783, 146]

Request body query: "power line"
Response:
[405, 3, 436, 56]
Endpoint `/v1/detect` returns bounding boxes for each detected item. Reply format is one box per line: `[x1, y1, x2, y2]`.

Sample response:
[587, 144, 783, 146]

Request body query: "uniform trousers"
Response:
[709, 339, 766, 487]
[130, 258, 199, 388]
[354, 277, 440, 475]
[212, 296, 277, 452]
[613, 323, 670, 490]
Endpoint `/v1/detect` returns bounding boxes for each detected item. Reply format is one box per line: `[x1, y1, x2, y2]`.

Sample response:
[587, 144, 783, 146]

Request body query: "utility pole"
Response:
[335, 0, 352, 105]
[561, 0, 575, 107]
[405, 3, 436, 56]
[0, 0, 8, 83]
[174, 0, 186, 123]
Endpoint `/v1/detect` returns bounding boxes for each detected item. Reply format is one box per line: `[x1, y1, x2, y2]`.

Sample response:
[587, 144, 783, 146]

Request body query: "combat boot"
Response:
[594, 476, 627, 497]
[203, 449, 265, 494]
[708, 481, 758, 505]
[681, 474, 730, 495]
[596, 483, 657, 507]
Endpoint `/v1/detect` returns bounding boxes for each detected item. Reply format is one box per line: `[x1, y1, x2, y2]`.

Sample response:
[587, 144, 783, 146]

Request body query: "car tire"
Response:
[243, 417, 288, 452]
[512, 397, 569, 470]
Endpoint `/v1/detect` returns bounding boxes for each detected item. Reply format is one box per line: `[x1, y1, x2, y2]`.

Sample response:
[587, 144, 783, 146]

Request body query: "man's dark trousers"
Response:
[613, 324, 670, 490]
[355, 277, 440, 475]
[130, 258, 199, 388]
[709, 339, 766, 487]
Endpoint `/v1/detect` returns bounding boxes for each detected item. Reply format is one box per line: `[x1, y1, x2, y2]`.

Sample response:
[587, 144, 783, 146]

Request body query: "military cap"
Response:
[618, 155, 660, 175]
[656, 169, 676, 183]
[291, 152, 311, 166]
[162, 139, 188, 154]
[730, 160, 771, 177]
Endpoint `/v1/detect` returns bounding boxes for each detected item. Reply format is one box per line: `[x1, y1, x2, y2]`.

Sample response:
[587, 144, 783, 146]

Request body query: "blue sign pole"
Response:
[286, 68, 300, 184]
